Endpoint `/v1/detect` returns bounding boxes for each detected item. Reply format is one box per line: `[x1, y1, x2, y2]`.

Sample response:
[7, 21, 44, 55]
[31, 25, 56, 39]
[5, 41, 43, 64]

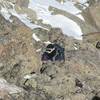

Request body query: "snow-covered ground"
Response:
[29, 0, 81, 15]
[0, 0, 89, 40]
[29, 0, 84, 39]
[0, 2, 42, 29]
[43, 15, 83, 40]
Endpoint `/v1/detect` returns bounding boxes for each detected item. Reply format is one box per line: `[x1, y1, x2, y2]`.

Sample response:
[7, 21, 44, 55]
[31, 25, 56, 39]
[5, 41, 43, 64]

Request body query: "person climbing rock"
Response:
[41, 43, 65, 62]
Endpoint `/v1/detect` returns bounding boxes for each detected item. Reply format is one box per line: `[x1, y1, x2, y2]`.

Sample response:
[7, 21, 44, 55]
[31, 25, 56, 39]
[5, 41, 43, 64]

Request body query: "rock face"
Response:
[0, 14, 100, 99]
[20, 27, 100, 100]
[0, 1, 100, 99]
[89, 3, 100, 30]
[0, 14, 41, 85]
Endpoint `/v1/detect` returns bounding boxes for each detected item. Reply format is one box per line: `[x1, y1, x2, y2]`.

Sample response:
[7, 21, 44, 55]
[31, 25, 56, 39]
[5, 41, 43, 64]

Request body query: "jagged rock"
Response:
[89, 2, 100, 29]
[0, 2, 100, 99]
[0, 15, 41, 85]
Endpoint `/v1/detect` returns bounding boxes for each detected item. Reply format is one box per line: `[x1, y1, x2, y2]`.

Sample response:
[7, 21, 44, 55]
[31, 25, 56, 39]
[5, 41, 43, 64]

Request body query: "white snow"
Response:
[28, 0, 84, 21]
[0, 78, 23, 94]
[0, 2, 42, 29]
[32, 33, 41, 42]
[0, 0, 86, 40]
[50, 15, 83, 40]
[24, 74, 37, 79]
[10, 9, 41, 29]
[24, 75, 32, 79]
[43, 15, 83, 40]
[0, 7, 12, 22]
[60, 0, 64, 4]
[79, 0, 88, 4]
[28, 0, 83, 39]
[29, 0, 81, 15]
[8, 7, 42, 29]
[74, 46, 78, 50]
[36, 48, 42, 52]
[77, 14, 85, 21]
[44, 41, 51, 45]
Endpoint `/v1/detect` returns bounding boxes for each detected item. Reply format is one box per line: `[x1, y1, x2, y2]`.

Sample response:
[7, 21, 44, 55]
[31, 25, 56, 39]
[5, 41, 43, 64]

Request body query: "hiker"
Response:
[41, 43, 65, 62]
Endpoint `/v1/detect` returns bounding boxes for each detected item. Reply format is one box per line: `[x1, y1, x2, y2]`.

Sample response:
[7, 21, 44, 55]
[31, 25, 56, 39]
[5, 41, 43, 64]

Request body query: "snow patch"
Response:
[79, 0, 88, 4]
[32, 33, 41, 42]
[74, 46, 78, 50]
[43, 15, 83, 40]
[29, 0, 81, 15]
[44, 41, 51, 45]
[36, 48, 42, 52]
[8, 8, 42, 29]
[24, 74, 37, 79]
[0, 0, 85, 40]
[29, 0, 83, 39]
[77, 14, 85, 21]
[0, 2, 42, 29]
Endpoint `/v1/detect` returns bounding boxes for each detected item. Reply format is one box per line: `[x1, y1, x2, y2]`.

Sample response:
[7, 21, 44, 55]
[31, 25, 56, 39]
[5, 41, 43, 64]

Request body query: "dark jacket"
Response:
[41, 43, 65, 61]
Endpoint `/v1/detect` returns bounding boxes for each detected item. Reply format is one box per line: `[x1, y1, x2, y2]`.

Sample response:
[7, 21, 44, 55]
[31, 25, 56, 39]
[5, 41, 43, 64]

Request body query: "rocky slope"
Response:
[0, 0, 100, 100]
[0, 16, 100, 99]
